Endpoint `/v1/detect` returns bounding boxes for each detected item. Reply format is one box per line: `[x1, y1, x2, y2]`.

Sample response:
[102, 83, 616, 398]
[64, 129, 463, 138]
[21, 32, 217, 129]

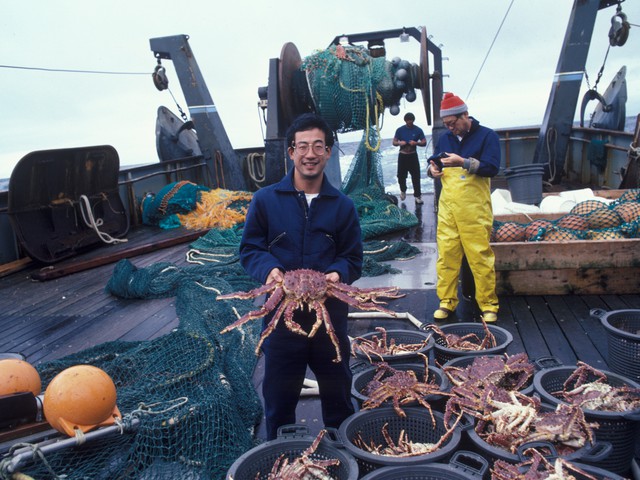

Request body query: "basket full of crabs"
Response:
[443, 379, 612, 470]
[491, 445, 627, 480]
[225, 425, 358, 480]
[358, 451, 489, 480]
[590, 308, 640, 382]
[351, 327, 434, 365]
[351, 358, 449, 412]
[338, 406, 464, 476]
[421, 321, 513, 366]
[442, 352, 536, 397]
[533, 361, 640, 476]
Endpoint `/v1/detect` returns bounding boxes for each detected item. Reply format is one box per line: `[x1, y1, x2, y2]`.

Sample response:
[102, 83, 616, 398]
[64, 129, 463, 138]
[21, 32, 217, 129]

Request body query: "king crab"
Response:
[354, 416, 462, 458]
[492, 447, 599, 480]
[443, 353, 534, 392]
[555, 361, 640, 412]
[217, 268, 403, 362]
[262, 429, 340, 479]
[351, 326, 432, 362]
[423, 320, 497, 351]
[361, 355, 449, 422]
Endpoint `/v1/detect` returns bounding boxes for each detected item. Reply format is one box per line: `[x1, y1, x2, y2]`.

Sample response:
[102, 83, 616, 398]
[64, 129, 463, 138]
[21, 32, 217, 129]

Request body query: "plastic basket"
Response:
[591, 308, 640, 382]
[338, 407, 462, 476]
[533, 365, 640, 476]
[358, 451, 488, 480]
[226, 425, 358, 480]
[442, 354, 534, 395]
[351, 363, 448, 411]
[351, 329, 434, 365]
[423, 323, 513, 366]
[464, 428, 611, 471]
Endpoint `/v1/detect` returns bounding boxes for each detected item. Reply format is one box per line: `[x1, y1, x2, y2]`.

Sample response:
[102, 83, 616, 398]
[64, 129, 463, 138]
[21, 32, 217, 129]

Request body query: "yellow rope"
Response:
[176, 188, 252, 230]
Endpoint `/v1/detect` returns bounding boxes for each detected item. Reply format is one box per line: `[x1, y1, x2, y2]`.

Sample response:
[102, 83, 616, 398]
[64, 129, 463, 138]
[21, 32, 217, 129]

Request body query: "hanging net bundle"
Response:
[302, 44, 420, 239]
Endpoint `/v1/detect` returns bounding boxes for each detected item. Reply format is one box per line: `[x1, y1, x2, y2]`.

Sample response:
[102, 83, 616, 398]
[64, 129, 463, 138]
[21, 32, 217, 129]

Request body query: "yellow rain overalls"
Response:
[436, 166, 499, 314]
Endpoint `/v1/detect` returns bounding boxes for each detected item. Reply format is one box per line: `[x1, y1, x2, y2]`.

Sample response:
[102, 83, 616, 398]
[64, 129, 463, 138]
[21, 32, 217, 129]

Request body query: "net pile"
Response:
[142, 183, 251, 231]
[492, 189, 640, 242]
[10, 246, 262, 479]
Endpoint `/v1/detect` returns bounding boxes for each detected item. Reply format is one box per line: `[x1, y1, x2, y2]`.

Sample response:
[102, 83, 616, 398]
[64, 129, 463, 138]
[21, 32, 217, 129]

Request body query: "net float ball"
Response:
[525, 219, 553, 240]
[43, 365, 121, 436]
[0, 358, 42, 397]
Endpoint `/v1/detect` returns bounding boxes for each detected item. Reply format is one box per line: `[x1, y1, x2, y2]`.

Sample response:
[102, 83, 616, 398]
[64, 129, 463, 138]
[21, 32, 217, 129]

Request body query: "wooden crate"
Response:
[492, 190, 640, 295]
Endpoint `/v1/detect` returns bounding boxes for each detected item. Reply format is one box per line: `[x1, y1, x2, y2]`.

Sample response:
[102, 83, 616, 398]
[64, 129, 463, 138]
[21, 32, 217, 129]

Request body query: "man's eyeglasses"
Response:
[443, 117, 459, 129]
[292, 142, 327, 155]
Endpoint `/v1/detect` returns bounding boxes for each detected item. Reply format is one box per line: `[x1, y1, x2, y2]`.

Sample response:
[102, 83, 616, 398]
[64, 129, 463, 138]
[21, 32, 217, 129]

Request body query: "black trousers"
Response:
[397, 152, 421, 197]
[261, 316, 354, 440]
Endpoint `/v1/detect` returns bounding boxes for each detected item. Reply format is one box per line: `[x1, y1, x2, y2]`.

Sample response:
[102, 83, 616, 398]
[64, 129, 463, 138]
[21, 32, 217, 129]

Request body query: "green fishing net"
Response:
[492, 189, 640, 242]
[8, 250, 262, 480]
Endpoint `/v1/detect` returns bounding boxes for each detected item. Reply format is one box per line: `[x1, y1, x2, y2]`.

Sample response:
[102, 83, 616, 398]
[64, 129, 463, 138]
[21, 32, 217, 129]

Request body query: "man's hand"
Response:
[325, 272, 340, 283]
[266, 268, 284, 285]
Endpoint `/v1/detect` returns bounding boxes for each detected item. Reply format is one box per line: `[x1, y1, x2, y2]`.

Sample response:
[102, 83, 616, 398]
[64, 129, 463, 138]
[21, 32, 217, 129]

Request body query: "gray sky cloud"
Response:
[1, 0, 638, 179]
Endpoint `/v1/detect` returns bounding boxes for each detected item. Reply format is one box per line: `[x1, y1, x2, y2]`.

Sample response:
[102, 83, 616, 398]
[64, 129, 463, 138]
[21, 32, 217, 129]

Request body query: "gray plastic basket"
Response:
[351, 362, 448, 411]
[226, 425, 358, 480]
[339, 407, 462, 476]
[591, 308, 640, 382]
[533, 365, 640, 476]
[351, 329, 434, 365]
[423, 322, 513, 366]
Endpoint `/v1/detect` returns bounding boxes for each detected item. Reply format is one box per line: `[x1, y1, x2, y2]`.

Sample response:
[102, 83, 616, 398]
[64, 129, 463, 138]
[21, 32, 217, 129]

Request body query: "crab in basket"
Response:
[361, 354, 450, 423]
[351, 326, 432, 362]
[554, 361, 640, 412]
[443, 352, 534, 391]
[262, 429, 340, 479]
[423, 319, 497, 351]
[217, 268, 404, 362]
[491, 447, 600, 480]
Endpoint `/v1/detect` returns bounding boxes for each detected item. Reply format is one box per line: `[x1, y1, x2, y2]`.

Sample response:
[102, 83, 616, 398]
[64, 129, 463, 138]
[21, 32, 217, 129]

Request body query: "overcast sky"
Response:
[1, 0, 638, 179]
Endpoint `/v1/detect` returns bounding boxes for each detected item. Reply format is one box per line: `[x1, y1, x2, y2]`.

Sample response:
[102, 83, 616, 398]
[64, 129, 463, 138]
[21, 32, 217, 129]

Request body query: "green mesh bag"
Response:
[141, 181, 209, 229]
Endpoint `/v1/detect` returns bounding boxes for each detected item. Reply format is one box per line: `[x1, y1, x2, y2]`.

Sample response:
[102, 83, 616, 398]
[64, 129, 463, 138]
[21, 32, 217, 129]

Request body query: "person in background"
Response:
[238, 112, 363, 440]
[393, 112, 427, 204]
[427, 92, 500, 323]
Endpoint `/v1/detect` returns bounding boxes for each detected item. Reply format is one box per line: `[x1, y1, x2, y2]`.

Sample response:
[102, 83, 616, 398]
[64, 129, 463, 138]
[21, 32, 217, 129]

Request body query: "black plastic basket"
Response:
[423, 322, 513, 366]
[559, 462, 628, 480]
[338, 407, 462, 476]
[464, 427, 611, 471]
[351, 329, 434, 365]
[226, 425, 358, 480]
[442, 354, 535, 395]
[491, 442, 627, 480]
[533, 365, 640, 476]
[351, 363, 449, 411]
[358, 451, 488, 480]
[591, 308, 640, 382]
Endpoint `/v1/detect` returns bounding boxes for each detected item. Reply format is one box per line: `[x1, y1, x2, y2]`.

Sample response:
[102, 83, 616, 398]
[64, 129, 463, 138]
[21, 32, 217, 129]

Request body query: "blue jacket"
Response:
[437, 117, 500, 177]
[240, 169, 363, 287]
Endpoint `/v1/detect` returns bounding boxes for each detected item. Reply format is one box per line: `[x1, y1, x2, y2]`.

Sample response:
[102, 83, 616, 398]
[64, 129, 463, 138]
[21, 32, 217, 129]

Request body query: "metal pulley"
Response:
[152, 63, 169, 91]
[609, 7, 630, 46]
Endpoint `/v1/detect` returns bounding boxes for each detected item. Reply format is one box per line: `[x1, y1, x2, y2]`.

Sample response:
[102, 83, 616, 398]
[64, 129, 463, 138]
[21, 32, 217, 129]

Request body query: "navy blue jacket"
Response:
[240, 167, 363, 289]
[240, 170, 363, 333]
[437, 117, 500, 177]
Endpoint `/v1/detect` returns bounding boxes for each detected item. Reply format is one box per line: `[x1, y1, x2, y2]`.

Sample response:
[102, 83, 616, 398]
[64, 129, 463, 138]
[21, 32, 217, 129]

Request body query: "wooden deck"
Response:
[1, 191, 637, 370]
[1, 192, 639, 470]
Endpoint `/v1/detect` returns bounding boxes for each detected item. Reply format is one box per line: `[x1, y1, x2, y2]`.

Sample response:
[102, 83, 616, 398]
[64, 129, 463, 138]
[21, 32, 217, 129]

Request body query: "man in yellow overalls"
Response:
[427, 92, 500, 323]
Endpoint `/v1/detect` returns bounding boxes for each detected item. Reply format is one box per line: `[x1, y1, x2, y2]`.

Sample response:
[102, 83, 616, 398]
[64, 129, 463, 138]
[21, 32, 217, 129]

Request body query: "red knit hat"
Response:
[440, 92, 468, 117]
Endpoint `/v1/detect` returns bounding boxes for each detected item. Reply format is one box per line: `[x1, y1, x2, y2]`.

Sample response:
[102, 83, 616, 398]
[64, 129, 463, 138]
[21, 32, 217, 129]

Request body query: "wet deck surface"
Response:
[1, 192, 638, 466]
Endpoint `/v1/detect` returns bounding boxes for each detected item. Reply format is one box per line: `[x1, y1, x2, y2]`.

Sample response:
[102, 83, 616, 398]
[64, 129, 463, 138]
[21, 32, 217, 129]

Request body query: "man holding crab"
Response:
[238, 113, 363, 440]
